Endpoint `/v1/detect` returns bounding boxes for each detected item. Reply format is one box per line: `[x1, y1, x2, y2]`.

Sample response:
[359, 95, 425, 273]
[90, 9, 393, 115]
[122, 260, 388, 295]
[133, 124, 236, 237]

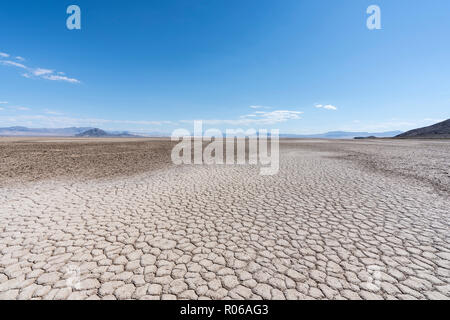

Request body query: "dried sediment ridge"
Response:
[0, 139, 449, 300]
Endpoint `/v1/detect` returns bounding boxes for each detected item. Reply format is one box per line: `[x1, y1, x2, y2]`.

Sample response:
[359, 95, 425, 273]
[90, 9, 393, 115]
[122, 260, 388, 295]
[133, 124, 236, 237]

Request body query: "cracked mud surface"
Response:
[0, 138, 449, 300]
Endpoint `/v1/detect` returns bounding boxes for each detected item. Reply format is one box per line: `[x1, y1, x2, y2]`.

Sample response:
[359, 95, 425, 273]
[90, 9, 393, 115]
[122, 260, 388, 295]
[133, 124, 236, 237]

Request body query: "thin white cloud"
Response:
[33, 68, 53, 76]
[182, 109, 303, 126]
[15, 56, 25, 61]
[43, 109, 64, 115]
[42, 74, 80, 84]
[315, 104, 338, 111]
[1, 60, 27, 69]
[9, 106, 31, 111]
[249, 105, 271, 109]
[0, 114, 175, 128]
[245, 110, 303, 122]
[0, 101, 8, 104]
[0, 52, 9, 58]
[0, 54, 80, 84]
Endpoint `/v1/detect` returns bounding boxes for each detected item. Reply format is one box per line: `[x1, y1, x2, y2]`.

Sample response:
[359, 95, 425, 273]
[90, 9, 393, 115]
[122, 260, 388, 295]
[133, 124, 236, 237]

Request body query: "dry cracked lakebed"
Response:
[0, 138, 449, 300]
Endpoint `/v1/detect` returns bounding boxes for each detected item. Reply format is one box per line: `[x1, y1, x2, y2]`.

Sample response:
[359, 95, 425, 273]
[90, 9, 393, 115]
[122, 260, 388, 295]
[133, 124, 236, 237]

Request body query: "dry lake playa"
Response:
[0, 138, 449, 300]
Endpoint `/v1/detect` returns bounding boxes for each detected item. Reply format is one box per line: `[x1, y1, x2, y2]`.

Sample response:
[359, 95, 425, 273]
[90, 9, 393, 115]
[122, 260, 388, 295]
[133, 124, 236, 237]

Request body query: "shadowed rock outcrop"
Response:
[396, 119, 450, 138]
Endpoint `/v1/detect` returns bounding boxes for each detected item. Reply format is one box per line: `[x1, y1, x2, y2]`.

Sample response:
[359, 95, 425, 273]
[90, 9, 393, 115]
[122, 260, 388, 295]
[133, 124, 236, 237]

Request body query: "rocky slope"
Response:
[396, 119, 450, 138]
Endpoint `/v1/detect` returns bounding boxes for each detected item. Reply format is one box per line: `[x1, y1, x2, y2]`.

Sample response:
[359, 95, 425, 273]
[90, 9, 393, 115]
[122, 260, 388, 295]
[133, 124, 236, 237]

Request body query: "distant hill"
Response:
[0, 126, 142, 137]
[76, 128, 141, 138]
[0, 126, 94, 136]
[280, 131, 402, 139]
[0, 126, 404, 139]
[76, 128, 108, 137]
[354, 136, 377, 140]
[396, 119, 450, 138]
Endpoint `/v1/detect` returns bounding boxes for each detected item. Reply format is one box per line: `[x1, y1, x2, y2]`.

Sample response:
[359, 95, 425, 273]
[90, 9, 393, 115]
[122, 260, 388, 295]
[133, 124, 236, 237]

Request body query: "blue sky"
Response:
[1, 0, 449, 134]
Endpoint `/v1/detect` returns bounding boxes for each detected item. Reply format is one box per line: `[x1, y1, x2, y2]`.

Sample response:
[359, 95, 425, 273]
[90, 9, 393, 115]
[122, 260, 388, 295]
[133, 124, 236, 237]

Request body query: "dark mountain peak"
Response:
[75, 128, 142, 138]
[6, 126, 30, 131]
[76, 128, 108, 137]
[396, 119, 450, 138]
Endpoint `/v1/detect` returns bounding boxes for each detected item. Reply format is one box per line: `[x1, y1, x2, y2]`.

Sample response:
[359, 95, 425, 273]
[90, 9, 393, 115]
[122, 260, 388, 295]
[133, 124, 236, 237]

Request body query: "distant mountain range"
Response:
[0, 126, 143, 137]
[2, 119, 449, 139]
[0, 126, 94, 136]
[280, 131, 403, 139]
[76, 128, 140, 138]
[396, 119, 450, 138]
[0, 126, 404, 139]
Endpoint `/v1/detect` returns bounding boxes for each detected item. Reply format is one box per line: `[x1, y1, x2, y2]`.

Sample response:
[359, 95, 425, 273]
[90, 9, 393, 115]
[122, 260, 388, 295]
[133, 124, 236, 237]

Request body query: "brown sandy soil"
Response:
[0, 138, 177, 186]
[0, 137, 267, 187]
[0, 138, 449, 300]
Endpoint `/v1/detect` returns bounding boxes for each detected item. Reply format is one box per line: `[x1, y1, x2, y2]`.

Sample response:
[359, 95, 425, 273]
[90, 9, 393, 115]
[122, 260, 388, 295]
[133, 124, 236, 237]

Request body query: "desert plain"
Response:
[0, 138, 449, 300]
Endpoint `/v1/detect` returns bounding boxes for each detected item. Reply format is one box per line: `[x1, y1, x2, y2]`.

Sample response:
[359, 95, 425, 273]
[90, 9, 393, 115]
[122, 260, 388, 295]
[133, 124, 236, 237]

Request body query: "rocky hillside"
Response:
[396, 119, 450, 138]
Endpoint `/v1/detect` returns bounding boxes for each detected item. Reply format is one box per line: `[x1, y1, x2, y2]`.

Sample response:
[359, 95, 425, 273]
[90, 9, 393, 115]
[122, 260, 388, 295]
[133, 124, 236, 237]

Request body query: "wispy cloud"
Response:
[43, 109, 63, 115]
[182, 109, 303, 126]
[249, 105, 272, 110]
[0, 101, 8, 111]
[0, 114, 175, 128]
[1, 60, 27, 69]
[33, 68, 53, 76]
[1, 109, 302, 128]
[315, 104, 338, 111]
[0, 52, 10, 58]
[0, 52, 80, 84]
[41, 109, 62, 116]
[242, 110, 303, 123]
[9, 106, 31, 111]
[0, 102, 31, 112]
[42, 74, 80, 83]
